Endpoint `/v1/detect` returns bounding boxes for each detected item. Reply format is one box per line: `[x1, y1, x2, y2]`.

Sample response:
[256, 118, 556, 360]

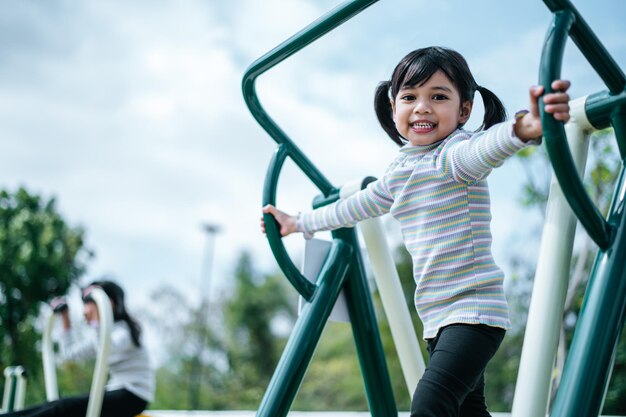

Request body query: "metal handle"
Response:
[539, 8, 617, 249]
[263, 145, 316, 300]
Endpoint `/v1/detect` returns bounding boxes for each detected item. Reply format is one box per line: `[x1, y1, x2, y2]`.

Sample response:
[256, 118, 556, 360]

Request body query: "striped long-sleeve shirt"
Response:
[297, 121, 535, 339]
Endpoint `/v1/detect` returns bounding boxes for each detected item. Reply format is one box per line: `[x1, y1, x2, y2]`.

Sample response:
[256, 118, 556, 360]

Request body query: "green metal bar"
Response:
[256, 240, 353, 417]
[586, 90, 626, 129]
[610, 102, 626, 160]
[539, 9, 613, 250]
[242, 0, 379, 197]
[543, 0, 626, 95]
[335, 226, 398, 416]
[263, 144, 316, 300]
[248, 2, 397, 416]
[550, 168, 626, 417]
[539, 1, 626, 416]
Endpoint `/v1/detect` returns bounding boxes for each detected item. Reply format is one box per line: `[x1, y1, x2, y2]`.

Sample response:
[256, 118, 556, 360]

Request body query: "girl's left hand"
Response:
[515, 79, 571, 142]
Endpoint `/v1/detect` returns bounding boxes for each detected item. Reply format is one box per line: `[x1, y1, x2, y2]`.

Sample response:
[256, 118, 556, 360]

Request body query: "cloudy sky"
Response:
[2, 1, 625, 321]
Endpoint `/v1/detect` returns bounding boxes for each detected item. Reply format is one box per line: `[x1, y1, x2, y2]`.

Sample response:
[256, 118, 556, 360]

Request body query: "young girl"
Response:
[6, 280, 155, 417]
[261, 46, 571, 417]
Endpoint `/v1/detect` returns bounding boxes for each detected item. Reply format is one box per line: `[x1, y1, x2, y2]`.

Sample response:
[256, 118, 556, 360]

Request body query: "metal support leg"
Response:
[256, 241, 353, 417]
[550, 170, 626, 416]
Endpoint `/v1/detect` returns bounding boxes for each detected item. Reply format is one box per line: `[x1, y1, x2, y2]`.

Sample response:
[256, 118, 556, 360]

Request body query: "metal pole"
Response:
[42, 309, 59, 401]
[13, 366, 27, 411]
[201, 223, 221, 303]
[86, 287, 113, 417]
[511, 97, 591, 417]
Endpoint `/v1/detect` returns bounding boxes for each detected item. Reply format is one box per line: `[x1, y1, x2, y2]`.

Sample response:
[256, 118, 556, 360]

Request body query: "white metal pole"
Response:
[359, 218, 425, 396]
[340, 179, 425, 399]
[13, 366, 26, 411]
[2, 367, 15, 412]
[42, 310, 59, 401]
[511, 97, 592, 417]
[85, 287, 113, 417]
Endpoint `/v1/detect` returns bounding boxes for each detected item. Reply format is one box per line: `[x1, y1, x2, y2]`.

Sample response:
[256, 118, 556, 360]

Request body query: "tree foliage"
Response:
[146, 251, 295, 410]
[0, 187, 89, 379]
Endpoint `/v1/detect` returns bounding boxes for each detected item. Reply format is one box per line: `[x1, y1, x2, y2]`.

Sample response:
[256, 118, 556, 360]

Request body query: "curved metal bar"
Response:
[539, 10, 613, 249]
[13, 366, 26, 411]
[86, 287, 113, 417]
[543, 0, 626, 94]
[263, 144, 315, 300]
[242, 0, 378, 197]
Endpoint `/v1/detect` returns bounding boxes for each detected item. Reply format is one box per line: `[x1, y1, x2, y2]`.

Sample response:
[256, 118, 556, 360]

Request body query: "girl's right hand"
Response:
[261, 204, 299, 237]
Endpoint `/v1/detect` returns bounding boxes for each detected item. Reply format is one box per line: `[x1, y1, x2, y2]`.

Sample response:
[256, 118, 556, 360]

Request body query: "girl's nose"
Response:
[413, 99, 431, 114]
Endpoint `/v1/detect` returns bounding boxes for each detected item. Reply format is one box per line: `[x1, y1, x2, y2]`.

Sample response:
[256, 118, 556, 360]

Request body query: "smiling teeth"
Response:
[412, 122, 434, 128]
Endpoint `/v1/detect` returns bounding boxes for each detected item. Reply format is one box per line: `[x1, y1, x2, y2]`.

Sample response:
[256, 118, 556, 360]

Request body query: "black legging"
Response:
[411, 323, 505, 417]
[4, 389, 147, 417]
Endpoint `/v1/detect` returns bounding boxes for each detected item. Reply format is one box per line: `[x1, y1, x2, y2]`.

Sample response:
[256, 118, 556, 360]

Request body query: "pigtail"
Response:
[374, 81, 404, 147]
[122, 311, 142, 348]
[476, 86, 507, 131]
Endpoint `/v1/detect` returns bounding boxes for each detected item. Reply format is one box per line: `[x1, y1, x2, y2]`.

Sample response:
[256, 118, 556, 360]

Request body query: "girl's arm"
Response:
[262, 179, 394, 238]
[441, 79, 571, 183]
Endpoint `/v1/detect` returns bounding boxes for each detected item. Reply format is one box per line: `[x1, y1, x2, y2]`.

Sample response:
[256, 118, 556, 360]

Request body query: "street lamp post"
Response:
[188, 222, 221, 409]
[201, 223, 221, 303]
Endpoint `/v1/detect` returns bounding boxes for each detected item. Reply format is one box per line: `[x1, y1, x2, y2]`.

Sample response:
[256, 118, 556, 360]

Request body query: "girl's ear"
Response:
[459, 100, 473, 124]
[390, 99, 397, 123]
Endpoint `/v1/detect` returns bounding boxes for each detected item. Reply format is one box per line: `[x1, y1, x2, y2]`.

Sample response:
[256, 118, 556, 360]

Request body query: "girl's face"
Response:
[391, 70, 472, 146]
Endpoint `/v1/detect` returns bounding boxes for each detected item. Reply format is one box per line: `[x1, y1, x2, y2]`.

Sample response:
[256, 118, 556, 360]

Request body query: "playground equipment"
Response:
[1, 367, 27, 413]
[2, 287, 113, 417]
[244, 0, 624, 416]
[532, 2, 626, 416]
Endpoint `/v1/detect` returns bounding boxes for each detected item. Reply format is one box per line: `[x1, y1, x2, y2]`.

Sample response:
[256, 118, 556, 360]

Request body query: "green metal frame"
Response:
[242, 1, 397, 416]
[539, 0, 626, 416]
[243, 0, 626, 415]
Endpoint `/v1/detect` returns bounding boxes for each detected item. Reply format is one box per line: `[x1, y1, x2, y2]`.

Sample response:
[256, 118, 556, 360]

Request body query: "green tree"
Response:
[222, 251, 295, 408]
[145, 251, 295, 410]
[0, 187, 89, 381]
[142, 285, 223, 410]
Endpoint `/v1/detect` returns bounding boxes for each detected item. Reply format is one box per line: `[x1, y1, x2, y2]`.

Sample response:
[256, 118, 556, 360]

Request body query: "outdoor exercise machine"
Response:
[1, 287, 113, 417]
[243, 0, 625, 416]
[522, 2, 626, 416]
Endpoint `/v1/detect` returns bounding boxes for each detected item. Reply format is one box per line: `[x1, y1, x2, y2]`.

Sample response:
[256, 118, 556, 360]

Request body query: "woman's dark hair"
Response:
[83, 279, 142, 347]
[374, 46, 507, 146]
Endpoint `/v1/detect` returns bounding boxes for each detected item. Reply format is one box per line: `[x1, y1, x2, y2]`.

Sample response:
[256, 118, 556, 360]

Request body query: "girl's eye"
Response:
[432, 94, 448, 101]
[400, 94, 415, 101]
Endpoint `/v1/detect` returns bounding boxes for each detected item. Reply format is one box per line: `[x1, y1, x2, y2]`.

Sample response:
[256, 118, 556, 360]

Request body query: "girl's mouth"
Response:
[410, 121, 436, 132]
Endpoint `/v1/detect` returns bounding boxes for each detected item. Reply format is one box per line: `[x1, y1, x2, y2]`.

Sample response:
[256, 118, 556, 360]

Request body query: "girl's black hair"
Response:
[374, 46, 507, 146]
[83, 279, 142, 347]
